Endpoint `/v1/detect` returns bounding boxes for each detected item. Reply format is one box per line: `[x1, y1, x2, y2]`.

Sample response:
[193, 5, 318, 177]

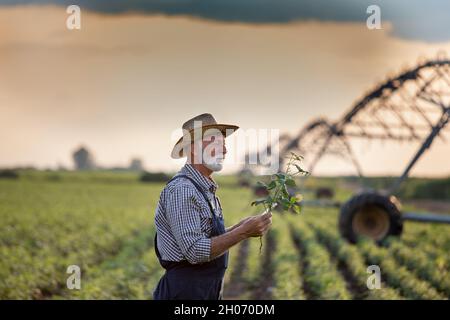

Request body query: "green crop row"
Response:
[62, 230, 163, 299]
[287, 215, 351, 300]
[403, 222, 450, 251]
[231, 236, 266, 299]
[385, 238, 450, 297]
[271, 217, 305, 300]
[0, 180, 162, 299]
[401, 223, 450, 269]
[308, 219, 403, 300]
[358, 239, 446, 300]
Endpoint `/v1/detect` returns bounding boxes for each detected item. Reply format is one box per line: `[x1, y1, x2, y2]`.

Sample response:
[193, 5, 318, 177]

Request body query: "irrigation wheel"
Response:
[339, 192, 403, 243]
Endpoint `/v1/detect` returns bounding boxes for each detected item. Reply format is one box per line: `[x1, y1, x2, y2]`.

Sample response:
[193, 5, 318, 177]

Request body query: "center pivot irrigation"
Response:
[244, 55, 450, 243]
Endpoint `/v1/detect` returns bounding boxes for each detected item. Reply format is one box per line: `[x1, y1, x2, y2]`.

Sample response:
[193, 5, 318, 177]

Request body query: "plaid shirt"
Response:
[154, 164, 223, 264]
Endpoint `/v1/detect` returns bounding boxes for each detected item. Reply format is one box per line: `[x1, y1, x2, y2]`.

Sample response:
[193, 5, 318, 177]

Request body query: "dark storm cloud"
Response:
[1, 0, 449, 42]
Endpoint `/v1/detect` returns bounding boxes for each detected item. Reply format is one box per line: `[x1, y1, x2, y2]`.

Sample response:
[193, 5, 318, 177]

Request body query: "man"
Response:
[153, 113, 272, 300]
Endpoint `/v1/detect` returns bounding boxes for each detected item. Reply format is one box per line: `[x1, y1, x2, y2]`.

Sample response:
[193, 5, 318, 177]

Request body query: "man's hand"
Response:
[237, 212, 272, 238]
[225, 216, 252, 233]
[210, 212, 272, 260]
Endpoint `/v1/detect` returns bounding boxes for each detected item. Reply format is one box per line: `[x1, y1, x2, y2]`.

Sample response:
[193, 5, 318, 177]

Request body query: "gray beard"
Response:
[204, 161, 223, 172]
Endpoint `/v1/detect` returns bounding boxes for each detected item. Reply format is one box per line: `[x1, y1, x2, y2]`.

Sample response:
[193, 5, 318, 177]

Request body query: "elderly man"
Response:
[153, 113, 272, 300]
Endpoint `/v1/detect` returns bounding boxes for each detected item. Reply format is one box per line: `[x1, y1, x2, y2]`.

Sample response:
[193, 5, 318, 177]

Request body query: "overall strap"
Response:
[167, 174, 216, 219]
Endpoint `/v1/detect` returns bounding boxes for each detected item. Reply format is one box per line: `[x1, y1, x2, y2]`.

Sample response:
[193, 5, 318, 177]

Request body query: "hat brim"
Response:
[170, 124, 239, 159]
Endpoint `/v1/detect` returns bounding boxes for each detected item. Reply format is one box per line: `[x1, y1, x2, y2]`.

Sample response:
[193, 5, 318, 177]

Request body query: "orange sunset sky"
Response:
[1, 3, 450, 176]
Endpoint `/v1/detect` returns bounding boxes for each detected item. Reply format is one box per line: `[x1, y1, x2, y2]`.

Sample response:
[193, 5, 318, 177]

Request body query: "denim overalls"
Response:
[153, 175, 229, 300]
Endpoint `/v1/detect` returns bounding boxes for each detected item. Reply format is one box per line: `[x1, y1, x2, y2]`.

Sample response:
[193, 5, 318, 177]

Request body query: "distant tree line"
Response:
[0, 169, 19, 179]
[72, 146, 145, 172]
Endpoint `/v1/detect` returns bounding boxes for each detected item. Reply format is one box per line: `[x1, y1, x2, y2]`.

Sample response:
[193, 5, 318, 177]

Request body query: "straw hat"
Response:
[171, 113, 239, 159]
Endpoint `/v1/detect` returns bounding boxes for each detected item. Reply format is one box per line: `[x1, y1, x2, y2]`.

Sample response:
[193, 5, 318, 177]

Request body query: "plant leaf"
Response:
[285, 178, 296, 187]
[256, 181, 268, 188]
[251, 199, 266, 206]
[267, 180, 277, 190]
[294, 164, 308, 175]
[292, 204, 302, 214]
[280, 198, 291, 210]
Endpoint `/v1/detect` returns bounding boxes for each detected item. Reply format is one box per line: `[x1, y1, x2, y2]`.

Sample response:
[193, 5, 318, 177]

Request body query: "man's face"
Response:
[191, 134, 227, 171]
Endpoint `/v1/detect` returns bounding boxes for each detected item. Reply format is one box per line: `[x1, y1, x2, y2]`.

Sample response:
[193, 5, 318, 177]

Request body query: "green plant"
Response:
[251, 152, 309, 252]
[251, 152, 308, 212]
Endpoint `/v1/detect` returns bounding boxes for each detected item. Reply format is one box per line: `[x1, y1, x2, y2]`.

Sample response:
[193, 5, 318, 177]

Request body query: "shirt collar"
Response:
[182, 163, 218, 194]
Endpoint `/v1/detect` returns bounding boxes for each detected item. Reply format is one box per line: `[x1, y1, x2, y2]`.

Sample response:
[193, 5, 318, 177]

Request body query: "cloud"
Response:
[1, 0, 450, 42]
[1, 5, 449, 175]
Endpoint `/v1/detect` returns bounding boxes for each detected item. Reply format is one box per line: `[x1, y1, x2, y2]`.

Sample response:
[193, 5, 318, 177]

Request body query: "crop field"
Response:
[0, 172, 449, 300]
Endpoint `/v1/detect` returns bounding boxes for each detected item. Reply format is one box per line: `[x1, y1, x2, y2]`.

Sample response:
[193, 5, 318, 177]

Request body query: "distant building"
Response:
[129, 158, 144, 171]
[73, 146, 96, 170]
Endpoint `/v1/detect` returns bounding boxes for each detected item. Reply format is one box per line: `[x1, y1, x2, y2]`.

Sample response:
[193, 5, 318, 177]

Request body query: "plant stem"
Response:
[256, 153, 304, 255]
[259, 236, 262, 254]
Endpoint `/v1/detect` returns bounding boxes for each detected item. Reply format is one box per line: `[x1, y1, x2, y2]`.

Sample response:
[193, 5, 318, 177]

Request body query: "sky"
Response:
[1, 1, 450, 176]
